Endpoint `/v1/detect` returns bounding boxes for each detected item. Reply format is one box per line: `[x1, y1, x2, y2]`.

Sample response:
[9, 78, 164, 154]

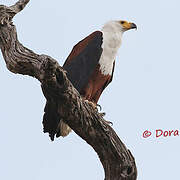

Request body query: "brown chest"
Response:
[80, 64, 112, 101]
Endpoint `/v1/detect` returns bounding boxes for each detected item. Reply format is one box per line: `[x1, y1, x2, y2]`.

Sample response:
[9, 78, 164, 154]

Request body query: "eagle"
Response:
[43, 20, 137, 140]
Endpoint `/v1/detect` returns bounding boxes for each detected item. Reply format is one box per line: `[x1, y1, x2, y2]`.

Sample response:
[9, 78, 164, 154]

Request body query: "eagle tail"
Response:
[43, 101, 71, 140]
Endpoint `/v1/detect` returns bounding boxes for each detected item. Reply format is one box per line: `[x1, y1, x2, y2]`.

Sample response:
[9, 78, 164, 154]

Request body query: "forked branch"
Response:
[0, 1, 137, 180]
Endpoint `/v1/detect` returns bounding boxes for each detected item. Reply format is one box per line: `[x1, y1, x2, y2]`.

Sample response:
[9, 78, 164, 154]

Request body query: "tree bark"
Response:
[0, 1, 137, 180]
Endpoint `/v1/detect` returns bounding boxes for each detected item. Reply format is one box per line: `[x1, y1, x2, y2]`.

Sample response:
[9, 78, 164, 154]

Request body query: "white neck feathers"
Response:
[99, 21, 123, 75]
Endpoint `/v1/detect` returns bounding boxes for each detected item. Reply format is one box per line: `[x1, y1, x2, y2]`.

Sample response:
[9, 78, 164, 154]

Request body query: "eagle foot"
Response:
[99, 112, 113, 125]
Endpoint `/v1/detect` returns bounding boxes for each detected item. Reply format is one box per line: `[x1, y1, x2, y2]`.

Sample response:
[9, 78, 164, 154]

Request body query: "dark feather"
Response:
[63, 31, 103, 92]
[43, 100, 61, 141]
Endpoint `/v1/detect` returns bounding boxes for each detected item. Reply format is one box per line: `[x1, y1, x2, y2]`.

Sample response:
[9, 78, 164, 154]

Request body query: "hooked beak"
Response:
[123, 22, 137, 31]
[130, 23, 137, 30]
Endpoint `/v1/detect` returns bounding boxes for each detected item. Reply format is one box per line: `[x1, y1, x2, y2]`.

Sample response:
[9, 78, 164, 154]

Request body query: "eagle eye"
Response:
[120, 21, 125, 24]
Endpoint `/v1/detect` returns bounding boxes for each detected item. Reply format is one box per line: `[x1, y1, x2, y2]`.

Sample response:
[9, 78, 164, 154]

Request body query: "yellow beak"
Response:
[123, 22, 137, 30]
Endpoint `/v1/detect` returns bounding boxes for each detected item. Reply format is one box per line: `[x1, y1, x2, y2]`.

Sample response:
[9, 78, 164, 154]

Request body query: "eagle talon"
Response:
[99, 112, 106, 117]
[103, 119, 113, 126]
[97, 104, 102, 111]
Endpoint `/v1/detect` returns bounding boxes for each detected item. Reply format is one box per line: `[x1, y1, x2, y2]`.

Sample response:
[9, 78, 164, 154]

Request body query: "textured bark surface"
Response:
[0, 1, 137, 180]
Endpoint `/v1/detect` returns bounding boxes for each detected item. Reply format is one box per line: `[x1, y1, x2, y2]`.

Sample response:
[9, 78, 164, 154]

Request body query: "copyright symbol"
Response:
[143, 130, 152, 138]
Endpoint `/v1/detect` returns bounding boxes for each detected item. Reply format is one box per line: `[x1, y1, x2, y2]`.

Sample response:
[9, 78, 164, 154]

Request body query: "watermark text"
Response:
[143, 129, 179, 138]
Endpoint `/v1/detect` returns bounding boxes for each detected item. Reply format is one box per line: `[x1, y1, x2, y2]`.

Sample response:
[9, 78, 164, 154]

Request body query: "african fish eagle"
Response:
[43, 20, 137, 140]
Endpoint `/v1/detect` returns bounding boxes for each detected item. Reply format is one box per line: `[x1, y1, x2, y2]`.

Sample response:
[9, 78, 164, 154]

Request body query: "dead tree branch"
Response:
[0, 1, 137, 180]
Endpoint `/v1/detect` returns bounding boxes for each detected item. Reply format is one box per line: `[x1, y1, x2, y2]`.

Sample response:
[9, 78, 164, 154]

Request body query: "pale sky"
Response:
[1, 0, 180, 180]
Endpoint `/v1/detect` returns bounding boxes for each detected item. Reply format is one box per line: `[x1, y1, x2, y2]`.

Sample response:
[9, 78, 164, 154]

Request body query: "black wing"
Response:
[63, 31, 103, 92]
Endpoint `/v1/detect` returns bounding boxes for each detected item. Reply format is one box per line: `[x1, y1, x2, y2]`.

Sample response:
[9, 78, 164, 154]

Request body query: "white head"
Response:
[102, 20, 137, 34]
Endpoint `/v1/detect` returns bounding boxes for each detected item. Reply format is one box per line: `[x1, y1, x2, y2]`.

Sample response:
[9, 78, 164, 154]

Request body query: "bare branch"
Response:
[10, 0, 30, 14]
[0, 0, 30, 25]
[0, 1, 137, 180]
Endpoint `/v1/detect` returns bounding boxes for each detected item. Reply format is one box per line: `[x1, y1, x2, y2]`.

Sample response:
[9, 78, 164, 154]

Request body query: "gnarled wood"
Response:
[0, 1, 137, 180]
